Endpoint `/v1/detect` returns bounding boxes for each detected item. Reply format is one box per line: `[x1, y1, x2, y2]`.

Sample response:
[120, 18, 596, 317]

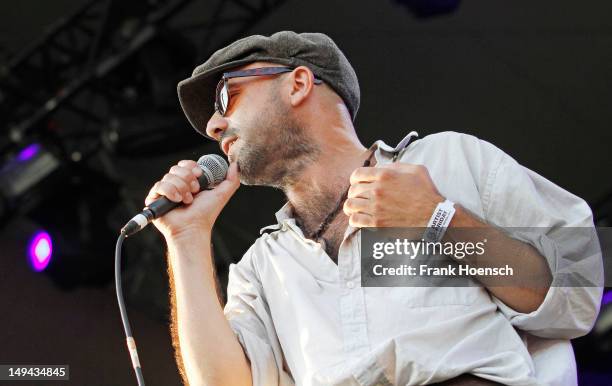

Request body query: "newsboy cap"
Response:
[177, 31, 360, 137]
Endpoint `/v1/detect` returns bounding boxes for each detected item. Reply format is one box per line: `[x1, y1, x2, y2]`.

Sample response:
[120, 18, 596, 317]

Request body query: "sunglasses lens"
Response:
[214, 80, 225, 115]
[219, 85, 229, 115]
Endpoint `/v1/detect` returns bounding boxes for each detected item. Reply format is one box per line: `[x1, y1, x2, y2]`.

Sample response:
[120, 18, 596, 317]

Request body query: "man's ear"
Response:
[289, 66, 316, 108]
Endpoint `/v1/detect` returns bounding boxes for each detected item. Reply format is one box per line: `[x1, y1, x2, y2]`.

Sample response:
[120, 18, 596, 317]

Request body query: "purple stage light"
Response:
[17, 143, 40, 162]
[603, 290, 612, 306]
[28, 231, 53, 272]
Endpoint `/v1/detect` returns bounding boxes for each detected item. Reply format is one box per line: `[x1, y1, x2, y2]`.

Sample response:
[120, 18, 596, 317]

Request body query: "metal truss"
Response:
[0, 0, 288, 304]
[0, 0, 116, 148]
[0, 0, 287, 154]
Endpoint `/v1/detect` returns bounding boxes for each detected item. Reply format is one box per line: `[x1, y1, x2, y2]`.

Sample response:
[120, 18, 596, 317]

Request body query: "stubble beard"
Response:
[235, 100, 320, 189]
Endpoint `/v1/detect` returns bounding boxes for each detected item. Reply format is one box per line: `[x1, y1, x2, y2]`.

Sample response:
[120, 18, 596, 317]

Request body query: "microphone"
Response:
[121, 154, 228, 236]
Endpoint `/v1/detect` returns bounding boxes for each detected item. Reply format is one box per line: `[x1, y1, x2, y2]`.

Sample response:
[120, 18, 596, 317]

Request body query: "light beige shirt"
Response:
[223, 131, 603, 386]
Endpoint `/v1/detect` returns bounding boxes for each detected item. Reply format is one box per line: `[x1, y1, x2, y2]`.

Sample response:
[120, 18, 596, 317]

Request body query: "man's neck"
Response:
[284, 138, 371, 236]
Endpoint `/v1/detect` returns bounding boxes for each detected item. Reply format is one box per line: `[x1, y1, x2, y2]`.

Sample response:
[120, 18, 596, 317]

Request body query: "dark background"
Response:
[0, 0, 611, 385]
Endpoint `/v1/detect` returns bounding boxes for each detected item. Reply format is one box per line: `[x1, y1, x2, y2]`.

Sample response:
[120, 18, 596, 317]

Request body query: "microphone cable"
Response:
[115, 231, 146, 386]
[113, 154, 227, 385]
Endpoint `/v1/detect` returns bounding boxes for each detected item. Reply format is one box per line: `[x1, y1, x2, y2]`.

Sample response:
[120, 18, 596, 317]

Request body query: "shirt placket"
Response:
[338, 233, 370, 359]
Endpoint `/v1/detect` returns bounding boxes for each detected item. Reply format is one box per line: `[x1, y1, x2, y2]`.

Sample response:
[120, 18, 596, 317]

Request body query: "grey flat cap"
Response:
[177, 31, 360, 137]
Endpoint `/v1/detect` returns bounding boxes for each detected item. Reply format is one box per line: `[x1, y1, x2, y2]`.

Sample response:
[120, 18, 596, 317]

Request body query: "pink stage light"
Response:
[28, 231, 53, 272]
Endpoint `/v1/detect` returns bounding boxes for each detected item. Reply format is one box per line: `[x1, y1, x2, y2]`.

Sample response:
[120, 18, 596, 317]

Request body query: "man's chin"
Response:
[238, 175, 271, 187]
[235, 160, 258, 186]
[237, 170, 280, 188]
[235, 157, 286, 188]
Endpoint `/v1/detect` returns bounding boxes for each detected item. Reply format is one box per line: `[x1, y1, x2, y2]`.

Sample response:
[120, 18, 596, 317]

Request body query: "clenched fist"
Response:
[343, 163, 444, 228]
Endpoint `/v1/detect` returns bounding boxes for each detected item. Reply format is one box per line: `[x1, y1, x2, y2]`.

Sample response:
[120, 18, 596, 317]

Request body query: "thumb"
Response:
[216, 161, 240, 194]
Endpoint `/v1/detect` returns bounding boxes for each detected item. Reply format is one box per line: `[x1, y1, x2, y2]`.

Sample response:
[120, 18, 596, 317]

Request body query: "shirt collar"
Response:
[258, 201, 296, 234]
[374, 130, 419, 154]
[275, 201, 294, 224]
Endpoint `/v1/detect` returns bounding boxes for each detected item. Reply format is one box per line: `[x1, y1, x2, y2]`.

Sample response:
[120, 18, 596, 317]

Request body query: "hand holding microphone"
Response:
[122, 154, 240, 238]
[117, 154, 239, 386]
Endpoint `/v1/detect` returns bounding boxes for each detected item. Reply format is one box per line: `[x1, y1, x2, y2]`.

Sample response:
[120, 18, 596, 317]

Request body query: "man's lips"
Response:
[221, 136, 238, 156]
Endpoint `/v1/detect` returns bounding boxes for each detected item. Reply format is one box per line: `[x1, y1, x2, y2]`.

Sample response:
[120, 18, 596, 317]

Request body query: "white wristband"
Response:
[423, 199, 456, 242]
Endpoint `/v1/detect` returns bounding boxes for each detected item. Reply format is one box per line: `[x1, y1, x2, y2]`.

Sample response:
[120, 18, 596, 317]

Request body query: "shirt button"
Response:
[346, 281, 355, 289]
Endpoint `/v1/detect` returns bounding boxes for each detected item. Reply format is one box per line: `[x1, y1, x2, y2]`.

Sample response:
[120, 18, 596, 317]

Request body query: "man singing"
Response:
[144, 31, 602, 385]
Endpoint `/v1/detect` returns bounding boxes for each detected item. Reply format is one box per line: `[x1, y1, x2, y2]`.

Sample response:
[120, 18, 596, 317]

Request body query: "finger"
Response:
[350, 167, 384, 185]
[178, 159, 198, 169]
[169, 165, 198, 181]
[194, 161, 240, 205]
[216, 161, 240, 194]
[343, 197, 370, 215]
[169, 165, 200, 193]
[145, 181, 162, 206]
[348, 181, 373, 199]
[380, 162, 420, 171]
[179, 160, 202, 185]
[150, 180, 182, 203]
[228, 161, 240, 182]
[161, 174, 193, 203]
[349, 212, 376, 227]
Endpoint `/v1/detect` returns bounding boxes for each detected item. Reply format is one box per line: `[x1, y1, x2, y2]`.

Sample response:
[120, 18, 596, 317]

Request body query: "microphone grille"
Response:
[197, 154, 229, 187]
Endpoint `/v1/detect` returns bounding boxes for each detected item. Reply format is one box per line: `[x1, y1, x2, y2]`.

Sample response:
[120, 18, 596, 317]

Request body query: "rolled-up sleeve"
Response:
[479, 140, 604, 339]
[224, 248, 294, 386]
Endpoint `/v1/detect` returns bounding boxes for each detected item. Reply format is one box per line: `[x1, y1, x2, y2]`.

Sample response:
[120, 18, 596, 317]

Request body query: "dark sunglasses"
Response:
[214, 66, 323, 117]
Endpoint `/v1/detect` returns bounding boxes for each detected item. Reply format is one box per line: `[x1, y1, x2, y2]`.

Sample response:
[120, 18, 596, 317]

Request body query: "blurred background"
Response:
[0, 0, 611, 385]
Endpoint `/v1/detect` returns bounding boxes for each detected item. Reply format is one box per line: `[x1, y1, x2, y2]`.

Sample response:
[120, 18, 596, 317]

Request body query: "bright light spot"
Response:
[17, 143, 40, 162]
[28, 231, 53, 272]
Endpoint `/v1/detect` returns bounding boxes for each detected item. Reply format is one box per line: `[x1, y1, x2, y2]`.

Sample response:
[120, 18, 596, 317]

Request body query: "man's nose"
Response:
[205, 113, 229, 141]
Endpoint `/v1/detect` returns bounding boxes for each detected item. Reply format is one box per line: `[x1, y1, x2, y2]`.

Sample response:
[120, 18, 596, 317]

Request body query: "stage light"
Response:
[0, 142, 62, 222]
[17, 143, 41, 162]
[28, 230, 53, 272]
